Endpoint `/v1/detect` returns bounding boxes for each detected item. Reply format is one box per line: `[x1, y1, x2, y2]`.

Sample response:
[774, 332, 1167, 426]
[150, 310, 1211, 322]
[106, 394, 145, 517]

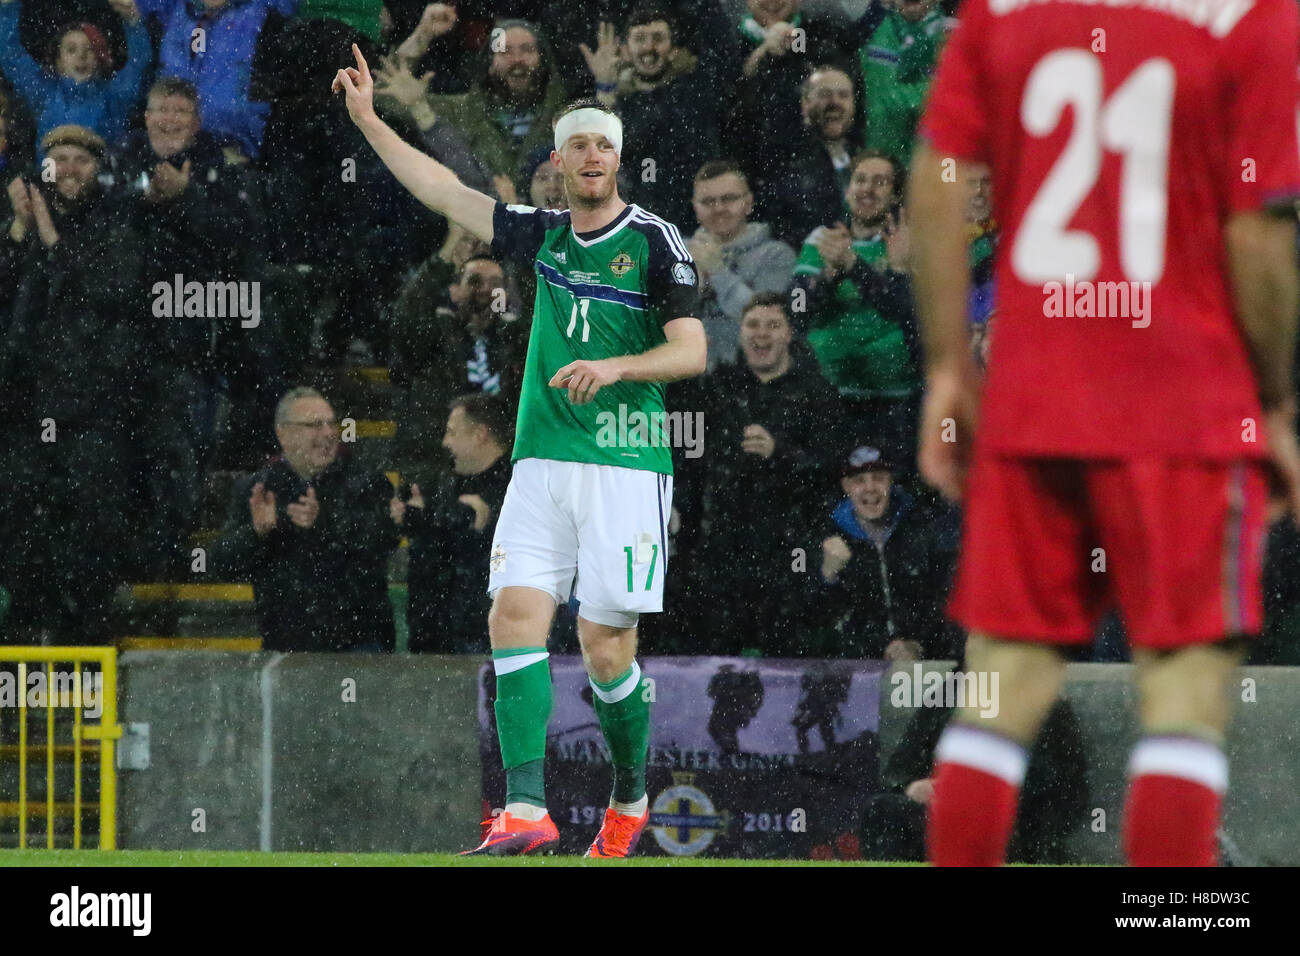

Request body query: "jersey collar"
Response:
[571, 203, 634, 248]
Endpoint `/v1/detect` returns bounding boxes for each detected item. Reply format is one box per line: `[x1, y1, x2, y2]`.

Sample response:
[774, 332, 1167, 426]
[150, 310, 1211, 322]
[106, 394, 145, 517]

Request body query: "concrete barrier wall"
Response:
[119, 655, 1300, 863]
[119, 652, 482, 853]
[119, 653, 265, 850]
[1052, 664, 1300, 866]
[1058, 664, 1142, 865]
[880, 662, 1300, 865]
[1216, 667, 1300, 865]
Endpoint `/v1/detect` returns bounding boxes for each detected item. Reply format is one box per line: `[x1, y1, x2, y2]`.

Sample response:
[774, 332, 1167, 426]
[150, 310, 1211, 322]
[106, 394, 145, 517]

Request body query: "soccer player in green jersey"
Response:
[335, 45, 707, 856]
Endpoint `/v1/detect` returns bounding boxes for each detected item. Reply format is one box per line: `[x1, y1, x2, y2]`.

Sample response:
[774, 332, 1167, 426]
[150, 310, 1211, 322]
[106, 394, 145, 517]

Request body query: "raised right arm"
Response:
[334, 44, 495, 241]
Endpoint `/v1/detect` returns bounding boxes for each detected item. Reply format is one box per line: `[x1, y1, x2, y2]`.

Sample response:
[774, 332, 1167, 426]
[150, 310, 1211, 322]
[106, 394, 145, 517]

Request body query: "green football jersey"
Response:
[794, 232, 919, 399]
[491, 202, 700, 475]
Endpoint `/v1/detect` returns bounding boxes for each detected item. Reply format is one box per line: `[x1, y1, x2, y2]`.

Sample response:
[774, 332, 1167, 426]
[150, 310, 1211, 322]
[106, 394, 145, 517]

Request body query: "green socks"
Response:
[590, 661, 651, 804]
[492, 647, 552, 809]
[492, 650, 650, 811]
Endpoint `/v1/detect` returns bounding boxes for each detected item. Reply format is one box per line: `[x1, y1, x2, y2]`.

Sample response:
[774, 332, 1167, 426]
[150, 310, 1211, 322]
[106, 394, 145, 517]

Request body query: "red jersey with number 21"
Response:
[920, 0, 1300, 459]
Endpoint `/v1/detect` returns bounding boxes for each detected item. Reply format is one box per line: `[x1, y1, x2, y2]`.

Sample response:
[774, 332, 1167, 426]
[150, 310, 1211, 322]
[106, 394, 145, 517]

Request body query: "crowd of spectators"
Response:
[0, 0, 1297, 668]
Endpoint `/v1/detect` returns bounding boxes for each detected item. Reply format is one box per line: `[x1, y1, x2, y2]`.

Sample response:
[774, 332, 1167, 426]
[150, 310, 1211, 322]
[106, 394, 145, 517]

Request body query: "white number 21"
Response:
[1013, 51, 1174, 285]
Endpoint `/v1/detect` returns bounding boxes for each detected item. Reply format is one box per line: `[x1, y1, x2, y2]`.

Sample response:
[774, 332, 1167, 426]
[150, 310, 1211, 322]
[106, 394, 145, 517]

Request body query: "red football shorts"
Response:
[948, 455, 1271, 650]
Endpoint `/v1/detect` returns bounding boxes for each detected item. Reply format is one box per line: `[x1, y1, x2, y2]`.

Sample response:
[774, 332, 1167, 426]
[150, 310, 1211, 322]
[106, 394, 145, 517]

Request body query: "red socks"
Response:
[1123, 736, 1227, 867]
[926, 725, 1027, 866]
[927, 728, 1227, 866]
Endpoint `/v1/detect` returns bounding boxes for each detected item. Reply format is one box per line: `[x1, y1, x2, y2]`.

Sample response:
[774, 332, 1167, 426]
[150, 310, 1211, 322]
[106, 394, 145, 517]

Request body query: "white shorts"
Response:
[487, 458, 673, 628]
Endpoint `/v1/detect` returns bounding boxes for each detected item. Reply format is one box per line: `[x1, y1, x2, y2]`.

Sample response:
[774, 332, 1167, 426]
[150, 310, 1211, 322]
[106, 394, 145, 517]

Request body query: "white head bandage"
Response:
[553, 108, 623, 156]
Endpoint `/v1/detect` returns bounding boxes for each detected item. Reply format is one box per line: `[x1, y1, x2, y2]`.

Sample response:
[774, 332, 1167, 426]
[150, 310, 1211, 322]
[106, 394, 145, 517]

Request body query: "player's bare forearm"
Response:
[334, 44, 494, 240]
[356, 113, 495, 240]
[908, 144, 976, 376]
[1225, 210, 1300, 410]
[614, 316, 708, 382]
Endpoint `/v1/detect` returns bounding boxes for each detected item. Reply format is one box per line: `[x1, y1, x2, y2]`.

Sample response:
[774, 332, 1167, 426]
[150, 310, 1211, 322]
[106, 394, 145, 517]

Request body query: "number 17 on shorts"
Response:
[573, 467, 670, 621]
[625, 533, 660, 592]
[488, 460, 671, 623]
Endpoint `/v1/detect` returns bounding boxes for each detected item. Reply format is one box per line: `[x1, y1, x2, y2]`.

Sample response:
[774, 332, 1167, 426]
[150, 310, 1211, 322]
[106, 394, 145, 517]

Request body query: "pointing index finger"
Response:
[353, 43, 371, 80]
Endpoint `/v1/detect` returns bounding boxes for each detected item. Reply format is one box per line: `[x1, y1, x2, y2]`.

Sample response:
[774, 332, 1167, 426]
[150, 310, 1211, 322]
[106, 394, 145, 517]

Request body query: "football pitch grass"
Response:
[0, 849, 911, 867]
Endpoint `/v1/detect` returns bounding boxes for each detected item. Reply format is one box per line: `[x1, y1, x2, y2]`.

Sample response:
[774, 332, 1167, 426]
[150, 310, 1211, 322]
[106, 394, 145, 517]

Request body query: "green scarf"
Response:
[739, 10, 803, 45]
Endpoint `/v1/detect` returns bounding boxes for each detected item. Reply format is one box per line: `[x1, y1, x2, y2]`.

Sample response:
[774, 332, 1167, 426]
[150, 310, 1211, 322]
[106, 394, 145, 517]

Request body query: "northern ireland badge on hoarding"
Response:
[651, 776, 724, 856]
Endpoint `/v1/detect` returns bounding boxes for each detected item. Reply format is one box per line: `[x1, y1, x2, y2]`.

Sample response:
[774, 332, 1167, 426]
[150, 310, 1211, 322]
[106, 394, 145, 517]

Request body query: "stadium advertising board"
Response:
[478, 657, 885, 858]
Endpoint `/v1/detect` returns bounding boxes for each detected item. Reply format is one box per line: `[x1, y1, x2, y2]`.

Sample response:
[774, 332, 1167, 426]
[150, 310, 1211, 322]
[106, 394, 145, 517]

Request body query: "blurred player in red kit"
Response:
[909, 0, 1300, 865]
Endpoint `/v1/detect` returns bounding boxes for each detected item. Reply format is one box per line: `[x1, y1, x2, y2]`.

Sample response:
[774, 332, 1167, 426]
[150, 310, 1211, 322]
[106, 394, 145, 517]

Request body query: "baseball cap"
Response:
[842, 445, 894, 476]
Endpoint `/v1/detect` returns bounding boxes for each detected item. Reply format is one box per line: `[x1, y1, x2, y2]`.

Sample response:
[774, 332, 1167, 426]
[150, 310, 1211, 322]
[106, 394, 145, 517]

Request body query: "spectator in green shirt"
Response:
[415, 19, 569, 201]
[792, 150, 921, 466]
[858, 0, 953, 168]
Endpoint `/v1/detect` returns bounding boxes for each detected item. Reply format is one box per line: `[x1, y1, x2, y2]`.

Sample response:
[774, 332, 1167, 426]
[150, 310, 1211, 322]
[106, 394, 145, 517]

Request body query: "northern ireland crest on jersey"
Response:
[608, 251, 636, 277]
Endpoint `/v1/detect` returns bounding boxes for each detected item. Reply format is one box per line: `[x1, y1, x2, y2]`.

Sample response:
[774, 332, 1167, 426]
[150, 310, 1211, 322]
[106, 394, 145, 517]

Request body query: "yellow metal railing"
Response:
[0, 648, 122, 849]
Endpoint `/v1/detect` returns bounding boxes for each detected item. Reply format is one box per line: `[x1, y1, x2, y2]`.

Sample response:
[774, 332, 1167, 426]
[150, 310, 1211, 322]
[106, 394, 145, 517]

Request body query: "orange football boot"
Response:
[585, 807, 650, 858]
[460, 811, 559, 856]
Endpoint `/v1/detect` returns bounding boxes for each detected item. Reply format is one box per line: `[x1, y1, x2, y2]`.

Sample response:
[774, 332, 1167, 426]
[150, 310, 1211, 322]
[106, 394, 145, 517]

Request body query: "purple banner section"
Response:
[478, 656, 886, 858]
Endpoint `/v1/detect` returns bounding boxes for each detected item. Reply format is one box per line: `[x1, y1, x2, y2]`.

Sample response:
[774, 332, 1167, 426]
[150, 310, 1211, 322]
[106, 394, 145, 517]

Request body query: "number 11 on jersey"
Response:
[567, 298, 591, 342]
